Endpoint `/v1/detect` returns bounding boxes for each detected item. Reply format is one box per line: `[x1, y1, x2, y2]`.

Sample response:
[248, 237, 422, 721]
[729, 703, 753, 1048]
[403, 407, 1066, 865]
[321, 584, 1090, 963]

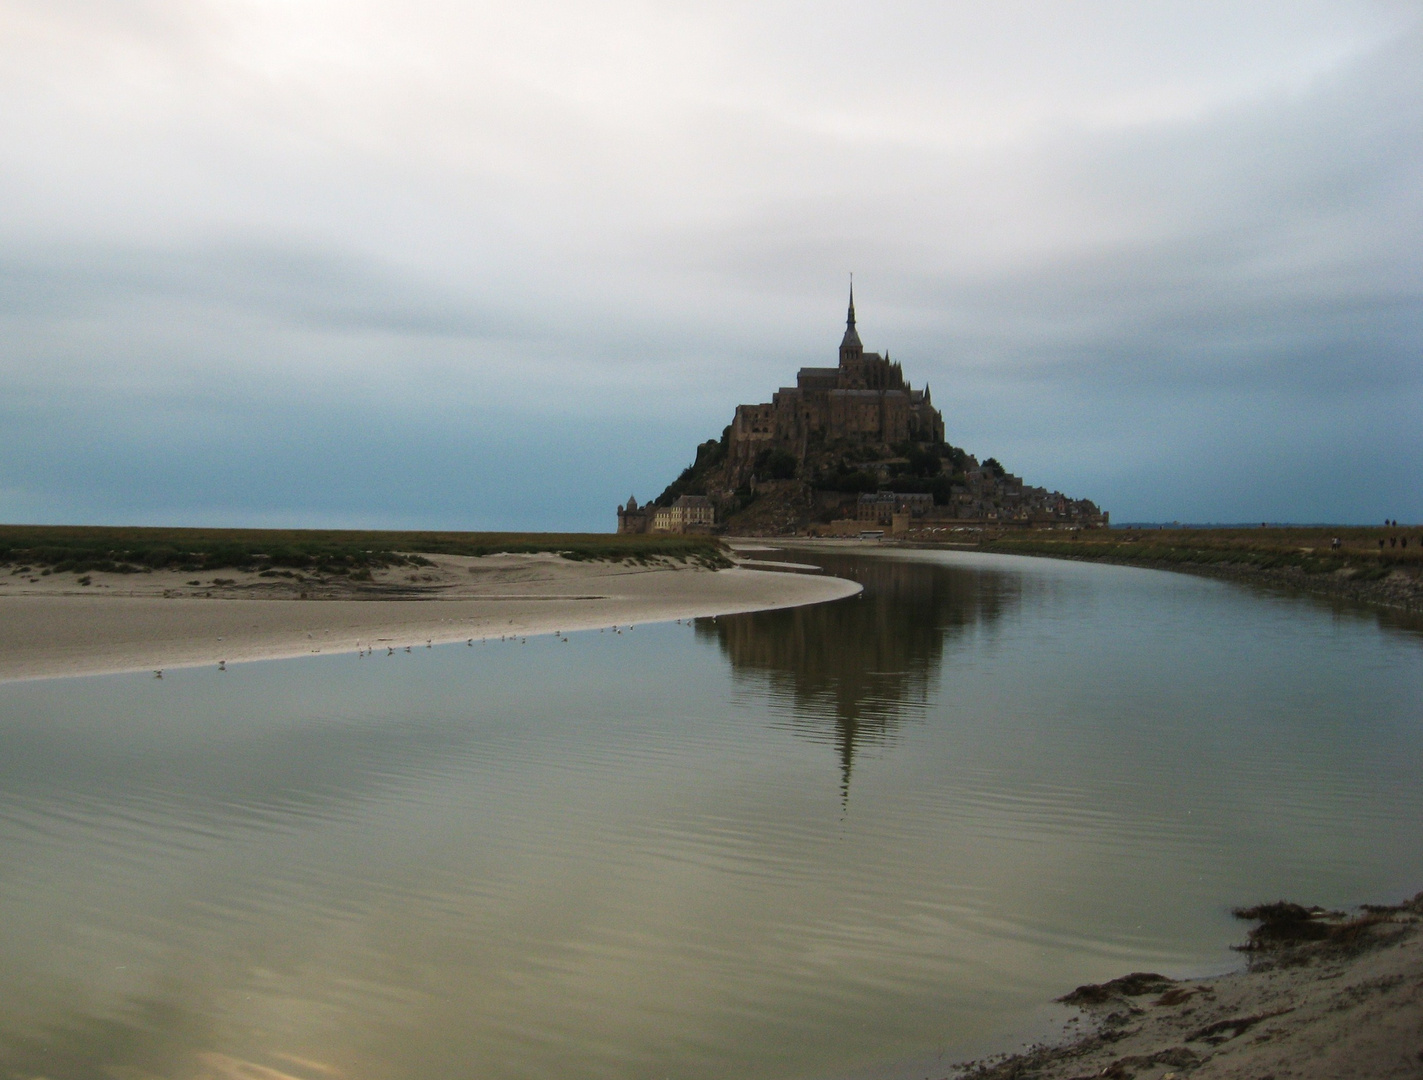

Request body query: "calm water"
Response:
[1, 549, 1421, 1080]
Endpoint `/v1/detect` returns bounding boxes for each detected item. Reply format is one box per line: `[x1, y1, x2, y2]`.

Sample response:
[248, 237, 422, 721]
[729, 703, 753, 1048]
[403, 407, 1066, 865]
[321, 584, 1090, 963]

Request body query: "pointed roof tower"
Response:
[839, 279, 863, 364]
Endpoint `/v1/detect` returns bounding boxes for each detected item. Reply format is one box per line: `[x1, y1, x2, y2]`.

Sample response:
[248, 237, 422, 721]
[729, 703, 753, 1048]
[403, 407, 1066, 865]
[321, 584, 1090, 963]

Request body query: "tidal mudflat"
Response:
[0, 549, 1419, 1079]
[0, 553, 856, 682]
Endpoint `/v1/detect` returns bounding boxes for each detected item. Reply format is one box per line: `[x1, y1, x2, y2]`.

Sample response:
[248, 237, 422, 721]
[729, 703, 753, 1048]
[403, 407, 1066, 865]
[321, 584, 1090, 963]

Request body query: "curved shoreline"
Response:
[775, 535, 1423, 617]
[0, 557, 861, 683]
[961, 530, 1422, 615]
[953, 895, 1423, 1080]
[981, 550, 1423, 616]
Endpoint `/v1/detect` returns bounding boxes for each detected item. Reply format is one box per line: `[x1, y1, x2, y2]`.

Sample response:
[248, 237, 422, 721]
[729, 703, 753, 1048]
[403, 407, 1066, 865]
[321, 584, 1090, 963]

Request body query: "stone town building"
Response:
[653, 495, 715, 533]
[857, 491, 934, 524]
[618, 493, 714, 534]
[728, 287, 944, 482]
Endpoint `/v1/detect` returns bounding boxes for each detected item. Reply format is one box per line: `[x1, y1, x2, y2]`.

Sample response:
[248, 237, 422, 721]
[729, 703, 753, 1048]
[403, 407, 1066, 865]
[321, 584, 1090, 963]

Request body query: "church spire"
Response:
[839, 277, 862, 357]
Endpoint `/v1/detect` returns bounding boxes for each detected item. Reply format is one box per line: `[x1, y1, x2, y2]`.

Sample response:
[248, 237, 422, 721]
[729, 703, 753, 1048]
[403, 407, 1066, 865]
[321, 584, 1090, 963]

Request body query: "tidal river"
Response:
[1, 548, 1420, 1080]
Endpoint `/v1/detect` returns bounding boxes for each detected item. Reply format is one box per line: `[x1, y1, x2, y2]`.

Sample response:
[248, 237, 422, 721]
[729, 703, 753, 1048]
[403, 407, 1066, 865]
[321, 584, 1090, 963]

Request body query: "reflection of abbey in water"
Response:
[697, 554, 1019, 802]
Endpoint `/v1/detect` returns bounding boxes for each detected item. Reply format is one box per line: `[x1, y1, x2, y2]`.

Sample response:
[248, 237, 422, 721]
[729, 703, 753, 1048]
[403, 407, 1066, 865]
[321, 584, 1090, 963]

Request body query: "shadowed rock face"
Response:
[697, 552, 1024, 802]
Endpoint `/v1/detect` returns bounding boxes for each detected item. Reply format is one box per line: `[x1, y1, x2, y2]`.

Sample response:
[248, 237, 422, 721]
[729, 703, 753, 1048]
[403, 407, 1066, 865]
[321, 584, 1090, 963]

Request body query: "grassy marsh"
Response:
[0, 525, 730, 576]
[977, 526, 1422, 580]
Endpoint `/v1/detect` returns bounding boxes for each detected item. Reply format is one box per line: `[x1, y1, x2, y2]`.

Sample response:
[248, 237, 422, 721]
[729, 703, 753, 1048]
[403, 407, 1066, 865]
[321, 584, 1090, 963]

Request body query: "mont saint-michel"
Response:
[620, 289, 1107, 536]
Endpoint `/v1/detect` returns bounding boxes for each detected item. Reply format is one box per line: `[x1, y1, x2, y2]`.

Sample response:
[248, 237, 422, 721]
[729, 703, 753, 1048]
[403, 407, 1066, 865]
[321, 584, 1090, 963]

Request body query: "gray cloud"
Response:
[0, 1, 1419, 526]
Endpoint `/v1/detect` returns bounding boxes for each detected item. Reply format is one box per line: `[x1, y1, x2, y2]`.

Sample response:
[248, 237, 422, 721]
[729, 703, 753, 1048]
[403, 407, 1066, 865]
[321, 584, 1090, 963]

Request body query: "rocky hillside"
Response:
[651, 426, 1104, 536]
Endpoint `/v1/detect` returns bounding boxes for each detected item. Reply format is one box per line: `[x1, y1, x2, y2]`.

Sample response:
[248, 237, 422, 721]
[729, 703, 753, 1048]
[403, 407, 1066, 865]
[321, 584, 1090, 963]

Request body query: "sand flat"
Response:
[962, 898, 1423, 1080]
[0, 553, 859, 682]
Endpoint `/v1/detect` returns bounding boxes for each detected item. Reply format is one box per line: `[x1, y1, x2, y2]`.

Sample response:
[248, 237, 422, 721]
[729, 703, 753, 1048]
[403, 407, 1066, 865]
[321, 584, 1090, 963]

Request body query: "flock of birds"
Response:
[150, 618, 719, 679]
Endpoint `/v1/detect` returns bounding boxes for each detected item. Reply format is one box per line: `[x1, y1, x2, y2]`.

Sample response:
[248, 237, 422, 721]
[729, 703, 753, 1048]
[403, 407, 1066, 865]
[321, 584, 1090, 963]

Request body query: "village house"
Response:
[619, 494, 715, 534]
[856, 491, 934, 524]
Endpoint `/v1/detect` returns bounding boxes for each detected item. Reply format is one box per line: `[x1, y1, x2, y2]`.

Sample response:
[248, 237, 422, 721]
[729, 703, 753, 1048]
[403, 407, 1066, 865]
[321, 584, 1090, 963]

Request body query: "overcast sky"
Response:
[2, 0, 1419, 529]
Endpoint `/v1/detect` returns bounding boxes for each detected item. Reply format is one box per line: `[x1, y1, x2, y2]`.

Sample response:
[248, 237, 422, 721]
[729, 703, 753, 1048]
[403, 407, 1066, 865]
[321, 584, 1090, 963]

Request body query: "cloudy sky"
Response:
[1, 1, 1419, 529]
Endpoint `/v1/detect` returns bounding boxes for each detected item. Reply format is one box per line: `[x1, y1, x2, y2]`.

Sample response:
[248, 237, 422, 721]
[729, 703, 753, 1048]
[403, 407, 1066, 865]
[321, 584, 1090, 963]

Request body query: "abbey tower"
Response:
[725, 287, 945, 487]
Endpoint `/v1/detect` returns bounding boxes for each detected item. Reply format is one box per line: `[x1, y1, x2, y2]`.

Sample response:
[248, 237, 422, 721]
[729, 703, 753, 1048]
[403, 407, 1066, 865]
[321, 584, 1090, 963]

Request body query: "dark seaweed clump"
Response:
[1229, 895, 1423, 956]
[1057, 972, 1176, 1006]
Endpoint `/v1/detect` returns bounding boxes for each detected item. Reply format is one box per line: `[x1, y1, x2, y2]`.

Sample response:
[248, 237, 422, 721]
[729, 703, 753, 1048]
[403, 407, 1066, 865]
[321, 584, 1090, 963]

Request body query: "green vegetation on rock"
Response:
[654, 429, 731, 506]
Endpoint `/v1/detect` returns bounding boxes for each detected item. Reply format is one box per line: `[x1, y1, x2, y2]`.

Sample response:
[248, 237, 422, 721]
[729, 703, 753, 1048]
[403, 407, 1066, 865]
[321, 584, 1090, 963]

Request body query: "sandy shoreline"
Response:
[773, 535, 1423, 619]
[893, 535, 1421, 616]
[0, 551, 860, 682]
[955, 897, 1423, 1080]
[973, 550, 1423, 616]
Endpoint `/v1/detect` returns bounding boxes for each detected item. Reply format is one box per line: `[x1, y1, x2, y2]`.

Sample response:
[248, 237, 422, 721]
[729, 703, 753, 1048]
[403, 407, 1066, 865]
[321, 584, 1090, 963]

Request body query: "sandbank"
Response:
[0, 552, 860, 683]
[957, 896, 1423, 1080]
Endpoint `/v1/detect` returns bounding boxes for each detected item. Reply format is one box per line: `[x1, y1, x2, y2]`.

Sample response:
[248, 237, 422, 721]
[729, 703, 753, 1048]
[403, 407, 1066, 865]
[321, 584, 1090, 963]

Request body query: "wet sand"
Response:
[957, 896, 1423, 1080]
[0, 552, 860, 682]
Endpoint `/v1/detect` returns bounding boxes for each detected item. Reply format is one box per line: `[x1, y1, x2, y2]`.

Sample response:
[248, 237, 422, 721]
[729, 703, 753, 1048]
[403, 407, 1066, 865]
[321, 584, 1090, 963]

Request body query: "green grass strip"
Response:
[0, 525, 730, 574]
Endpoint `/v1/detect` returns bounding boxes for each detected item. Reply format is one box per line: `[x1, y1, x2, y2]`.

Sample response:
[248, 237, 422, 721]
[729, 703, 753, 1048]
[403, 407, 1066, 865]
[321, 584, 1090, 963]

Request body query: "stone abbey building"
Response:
[728, 288, 944, 475]
[618, 289, 1106, 534]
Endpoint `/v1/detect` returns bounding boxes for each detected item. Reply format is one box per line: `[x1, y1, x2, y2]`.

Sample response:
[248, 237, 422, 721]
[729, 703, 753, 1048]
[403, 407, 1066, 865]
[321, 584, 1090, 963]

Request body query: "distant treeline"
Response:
[0, 525, 729, 575]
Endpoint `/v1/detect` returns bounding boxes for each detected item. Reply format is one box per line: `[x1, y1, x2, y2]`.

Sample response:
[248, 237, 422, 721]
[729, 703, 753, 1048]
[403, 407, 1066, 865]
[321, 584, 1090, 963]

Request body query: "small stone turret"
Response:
[617, 495, 650, 533]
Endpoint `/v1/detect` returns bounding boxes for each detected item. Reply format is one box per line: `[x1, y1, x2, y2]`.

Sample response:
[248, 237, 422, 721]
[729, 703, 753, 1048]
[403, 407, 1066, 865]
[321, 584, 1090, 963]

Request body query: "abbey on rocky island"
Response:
[619, 288, 1107, 536]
